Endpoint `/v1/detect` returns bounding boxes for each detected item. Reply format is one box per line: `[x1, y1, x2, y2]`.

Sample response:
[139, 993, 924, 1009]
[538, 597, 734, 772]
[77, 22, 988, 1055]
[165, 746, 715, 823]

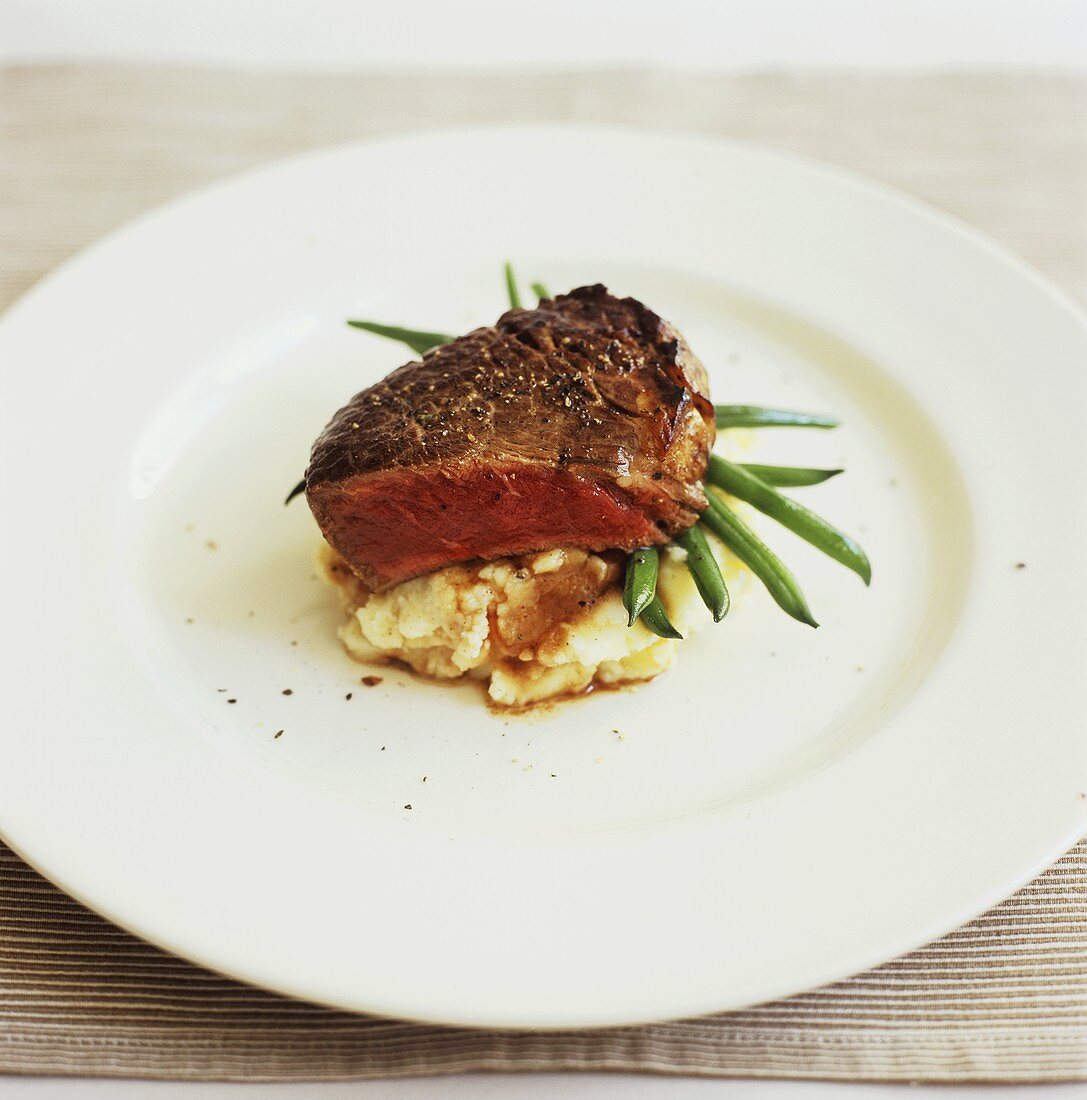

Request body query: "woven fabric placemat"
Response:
[1, 64, 1085, 1083]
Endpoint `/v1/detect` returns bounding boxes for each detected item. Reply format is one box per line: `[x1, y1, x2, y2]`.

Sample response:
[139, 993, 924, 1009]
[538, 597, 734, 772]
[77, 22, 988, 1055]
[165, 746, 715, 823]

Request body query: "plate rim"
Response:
[5, 121, 1085, 332]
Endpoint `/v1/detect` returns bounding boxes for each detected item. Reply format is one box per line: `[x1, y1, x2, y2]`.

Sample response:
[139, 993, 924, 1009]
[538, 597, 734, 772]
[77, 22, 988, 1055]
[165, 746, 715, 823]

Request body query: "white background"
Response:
[2, 1, 1085, 1097]
[1, 0, 1085, 70]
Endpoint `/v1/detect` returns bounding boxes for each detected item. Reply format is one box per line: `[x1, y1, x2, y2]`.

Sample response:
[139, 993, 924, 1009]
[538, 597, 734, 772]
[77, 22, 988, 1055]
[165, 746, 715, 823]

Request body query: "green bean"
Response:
[504, 261, 522, 309]
[531, 282, 551, 301]
[715, 405, 839, 430]
[622, 546, 660, 626]
[739, 463, 842, 487]
[639, 596, 683, 640]
[284, 478, 306, 506]
[707, 455, 871, 584]
[701, 494, 818, 627]
[674, 525, 729, 621]
[346, 321, 452, 356]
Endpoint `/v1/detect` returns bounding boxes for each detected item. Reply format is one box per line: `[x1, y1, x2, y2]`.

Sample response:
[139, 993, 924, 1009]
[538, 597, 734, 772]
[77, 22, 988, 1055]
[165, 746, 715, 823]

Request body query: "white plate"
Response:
[1, 127, 1085, 1029]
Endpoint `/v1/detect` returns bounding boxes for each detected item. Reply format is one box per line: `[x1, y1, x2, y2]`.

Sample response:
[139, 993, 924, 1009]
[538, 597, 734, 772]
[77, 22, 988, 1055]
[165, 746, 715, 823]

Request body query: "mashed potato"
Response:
[317, 531, 745, 708]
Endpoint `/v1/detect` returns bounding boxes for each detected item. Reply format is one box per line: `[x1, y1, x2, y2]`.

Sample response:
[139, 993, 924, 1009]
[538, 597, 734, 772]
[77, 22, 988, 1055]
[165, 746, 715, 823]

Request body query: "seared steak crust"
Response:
[307, 285, 715, 591]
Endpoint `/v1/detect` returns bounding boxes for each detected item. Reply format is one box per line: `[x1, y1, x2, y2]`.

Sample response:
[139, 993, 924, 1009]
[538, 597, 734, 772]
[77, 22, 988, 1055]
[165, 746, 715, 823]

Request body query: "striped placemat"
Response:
[2, 841, 1084, 1081]
[1, 64, 1085, 1082]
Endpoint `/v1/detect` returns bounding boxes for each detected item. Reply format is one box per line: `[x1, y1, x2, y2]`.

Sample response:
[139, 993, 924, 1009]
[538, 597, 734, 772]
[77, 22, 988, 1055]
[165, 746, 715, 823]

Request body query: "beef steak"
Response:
[306, 285, 715, 591]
